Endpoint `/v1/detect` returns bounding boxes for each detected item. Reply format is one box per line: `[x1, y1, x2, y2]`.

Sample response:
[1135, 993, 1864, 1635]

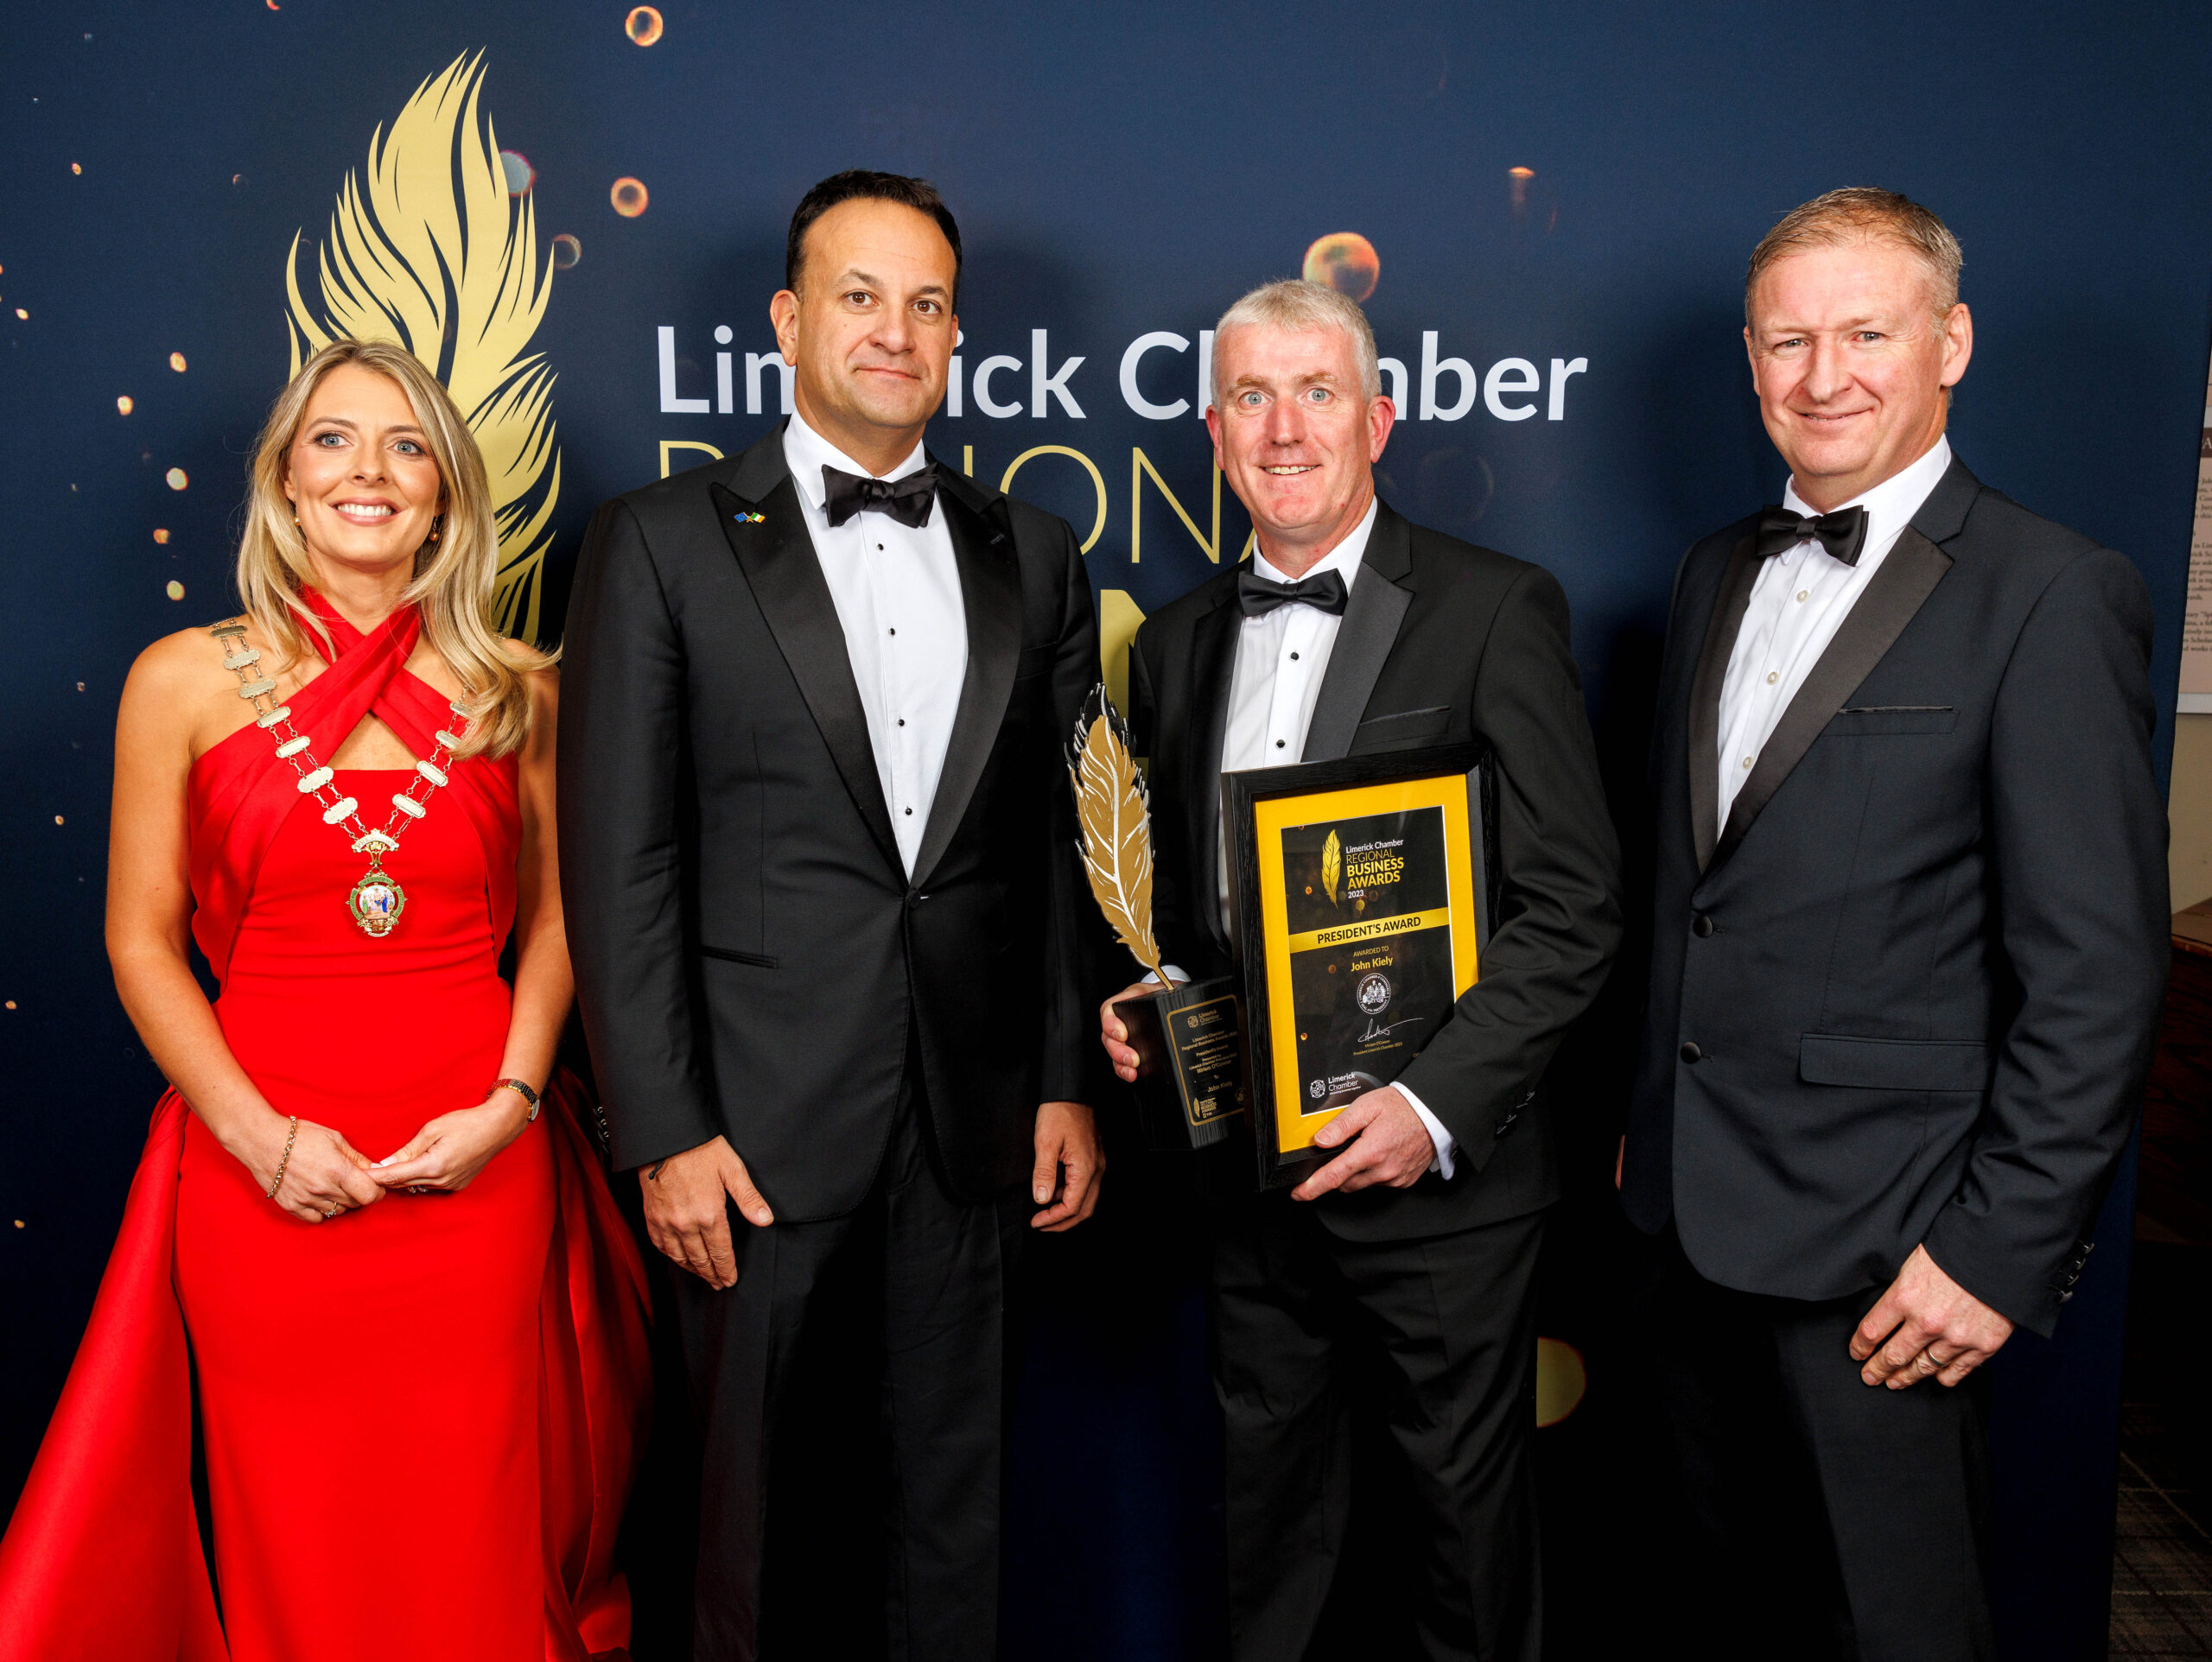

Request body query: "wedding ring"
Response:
[322, 1205, 340, 1219]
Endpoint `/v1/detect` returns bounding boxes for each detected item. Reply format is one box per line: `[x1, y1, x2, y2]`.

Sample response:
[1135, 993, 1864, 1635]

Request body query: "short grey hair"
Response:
[1745, 187, 1964, 330]
[1211, 278, 1382, 407]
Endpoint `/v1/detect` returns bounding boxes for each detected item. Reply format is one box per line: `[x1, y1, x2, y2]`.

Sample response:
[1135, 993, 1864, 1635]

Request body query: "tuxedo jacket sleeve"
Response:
[1921, 542, 2166, 1325]
[557, 496, 722, 1170]
[1389, 561, 1625, 1169]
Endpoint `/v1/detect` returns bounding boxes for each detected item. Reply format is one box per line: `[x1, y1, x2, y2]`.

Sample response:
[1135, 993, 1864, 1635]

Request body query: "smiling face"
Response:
[771, 196, 957, 471]
[1745, 238, 1973, 511]
[1207, 323, 1395, 577]
[282, 362, 446, 583]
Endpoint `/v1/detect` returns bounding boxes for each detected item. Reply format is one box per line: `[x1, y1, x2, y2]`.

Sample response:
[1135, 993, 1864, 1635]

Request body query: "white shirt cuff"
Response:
[1396, 1084, 1458, 1180]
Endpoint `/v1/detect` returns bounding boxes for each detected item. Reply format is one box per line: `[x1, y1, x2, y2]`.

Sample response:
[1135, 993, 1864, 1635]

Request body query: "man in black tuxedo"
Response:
[1099, 280, 1623, 1661]
[559, 171, 1104, 1661]
[1621, 188, 2169, 1661]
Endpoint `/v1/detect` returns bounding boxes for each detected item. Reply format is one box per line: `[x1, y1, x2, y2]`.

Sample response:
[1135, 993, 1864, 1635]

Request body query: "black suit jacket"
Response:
[558, 424, 1101, 1221]
[1129, 501, 1624, 1241]
[1621, 456, 2168, 1335]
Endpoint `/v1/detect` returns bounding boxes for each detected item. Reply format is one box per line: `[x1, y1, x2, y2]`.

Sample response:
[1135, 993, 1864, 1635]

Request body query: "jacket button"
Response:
[1692, 914, 1715, 937]
[1680, 1042, 1702, 1063]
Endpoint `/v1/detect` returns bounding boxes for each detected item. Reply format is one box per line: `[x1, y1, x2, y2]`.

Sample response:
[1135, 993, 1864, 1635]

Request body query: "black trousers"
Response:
[668, 1082, 1026, 1662]
[1638, 1229, 1994, 1662]
[1208, 1191, 1547, 1662]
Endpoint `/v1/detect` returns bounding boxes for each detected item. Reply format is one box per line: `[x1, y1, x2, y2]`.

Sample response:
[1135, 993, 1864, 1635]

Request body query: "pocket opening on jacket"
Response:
[700, 944, 779, 968]
[1799, 1033, 1989, 1091]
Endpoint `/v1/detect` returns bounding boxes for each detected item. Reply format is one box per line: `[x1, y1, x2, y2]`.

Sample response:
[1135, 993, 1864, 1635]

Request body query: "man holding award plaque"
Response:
[1097, 280, 1622, 1661]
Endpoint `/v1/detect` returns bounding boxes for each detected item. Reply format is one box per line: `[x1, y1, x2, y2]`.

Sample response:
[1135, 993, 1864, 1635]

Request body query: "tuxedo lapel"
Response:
[912, 469, 1021, 887]
[1688, 535, 1761, 871]
[1187, 583, 1243, 953]
[1708, 527, 1955, 872]
[1302, 504, 1414, 763]
[709, 462, 902, 875]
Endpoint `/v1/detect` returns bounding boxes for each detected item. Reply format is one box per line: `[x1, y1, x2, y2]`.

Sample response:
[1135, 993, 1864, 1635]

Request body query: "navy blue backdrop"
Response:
[4, 4, 2208, 1658]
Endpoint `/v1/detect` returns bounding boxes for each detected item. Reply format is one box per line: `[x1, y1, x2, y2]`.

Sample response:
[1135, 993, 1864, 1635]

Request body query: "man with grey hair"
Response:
[1099, 278, 1623, 1660]
[1621, 187, 2167, 1659]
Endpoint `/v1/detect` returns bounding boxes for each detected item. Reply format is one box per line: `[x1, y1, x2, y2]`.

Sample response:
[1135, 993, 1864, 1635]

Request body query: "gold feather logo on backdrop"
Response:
[283, 52, 561, 641]
[1321, 829, 1343, 907]
[1067, 685, 1168, 988]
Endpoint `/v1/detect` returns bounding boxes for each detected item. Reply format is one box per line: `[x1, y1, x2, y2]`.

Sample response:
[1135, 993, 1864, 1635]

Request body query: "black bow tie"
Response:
[823, 463, 939, 530]
[1237, 568, 1349, 619]
[1755, 504, 1870, 567]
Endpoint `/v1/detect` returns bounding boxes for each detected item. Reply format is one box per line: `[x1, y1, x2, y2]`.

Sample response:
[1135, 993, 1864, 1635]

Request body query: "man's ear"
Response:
[770, 289, 799, 366]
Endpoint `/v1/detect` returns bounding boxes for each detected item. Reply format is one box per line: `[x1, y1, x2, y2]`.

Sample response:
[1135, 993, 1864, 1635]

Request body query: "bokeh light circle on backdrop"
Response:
[624, 7, 663, 45]
[499, 149, 535, 196]
[1535, 1337, 1588, 1427]
[610, 177, 649, 218]
[1302, 232, 1380, 301]
[551, 233, 582, 270]
[164, 468, 188, 491]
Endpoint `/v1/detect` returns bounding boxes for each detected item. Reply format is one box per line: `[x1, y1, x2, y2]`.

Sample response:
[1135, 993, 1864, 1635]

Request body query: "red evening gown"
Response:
[0, 599, 651, 1661]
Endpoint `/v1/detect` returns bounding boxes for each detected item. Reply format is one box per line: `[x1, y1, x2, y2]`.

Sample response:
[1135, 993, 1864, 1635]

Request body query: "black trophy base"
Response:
[1114, 976, 1249, 1151]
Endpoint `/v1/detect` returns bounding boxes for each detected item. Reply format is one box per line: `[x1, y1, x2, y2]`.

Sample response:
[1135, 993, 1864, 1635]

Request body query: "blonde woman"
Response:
[0, 341, 649, 1662]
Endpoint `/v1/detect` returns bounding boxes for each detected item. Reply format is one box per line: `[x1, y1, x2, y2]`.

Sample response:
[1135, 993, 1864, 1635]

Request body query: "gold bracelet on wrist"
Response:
[266, 1114, 301, 1201]
[492, 1078, 540, 1122]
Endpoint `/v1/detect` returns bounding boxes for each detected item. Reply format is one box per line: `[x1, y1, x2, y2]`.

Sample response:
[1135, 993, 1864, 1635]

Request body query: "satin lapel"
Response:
[1188, 587, 1243, 953]
[912, 485, 1021, 887]
[1709, 528, 1954, 870]
[1689, 535, 1760, 872]
[709, 476, 902, 874]
[1301, 507, 1414, 763]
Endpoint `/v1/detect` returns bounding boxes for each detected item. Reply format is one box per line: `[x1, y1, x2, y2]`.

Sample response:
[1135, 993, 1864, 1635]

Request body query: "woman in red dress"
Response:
[0, 341, 649, 1661]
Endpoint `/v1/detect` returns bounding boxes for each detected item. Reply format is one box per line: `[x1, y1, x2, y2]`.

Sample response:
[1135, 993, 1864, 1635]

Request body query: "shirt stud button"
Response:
[1275, 739, 1287, 749]
[888, 627, 896, 636]
[1796, 590, 1809, 602]
[1289, 651, 1300, 661]
[1741, 756, 1753, 769]
[1680, 1042, 1703, 1063]
[904, 807, 913, 815]
[1766, 671, 1778, 684]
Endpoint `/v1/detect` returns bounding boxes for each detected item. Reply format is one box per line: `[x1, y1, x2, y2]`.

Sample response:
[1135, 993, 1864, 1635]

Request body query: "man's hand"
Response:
[1851, 1244, 2015, 1389]
[1291, 1085, 1433, 1202]
[1031, 1101, 1103, 1232]
[639, 1134, 774, 1291]
[1099, 979, 1173, 1083]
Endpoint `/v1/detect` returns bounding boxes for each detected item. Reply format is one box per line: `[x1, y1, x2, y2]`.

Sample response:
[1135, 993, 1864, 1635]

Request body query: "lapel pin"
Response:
[732, 511, 766, 523]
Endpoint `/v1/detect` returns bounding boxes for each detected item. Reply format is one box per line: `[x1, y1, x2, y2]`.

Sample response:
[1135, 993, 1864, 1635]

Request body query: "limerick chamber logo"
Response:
[283, 53, 562, 641]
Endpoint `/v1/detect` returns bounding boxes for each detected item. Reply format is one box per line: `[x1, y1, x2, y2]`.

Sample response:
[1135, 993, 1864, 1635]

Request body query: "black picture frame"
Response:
[1223, 741, 1497, 1191]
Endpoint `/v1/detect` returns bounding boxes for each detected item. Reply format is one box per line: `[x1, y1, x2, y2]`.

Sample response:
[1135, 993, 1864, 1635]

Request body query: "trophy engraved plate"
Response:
[1113, 977, 1248, 1151]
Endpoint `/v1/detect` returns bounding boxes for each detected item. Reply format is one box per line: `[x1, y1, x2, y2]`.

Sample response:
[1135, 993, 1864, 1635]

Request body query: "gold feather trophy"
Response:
[1067, 684, 1247, 1149]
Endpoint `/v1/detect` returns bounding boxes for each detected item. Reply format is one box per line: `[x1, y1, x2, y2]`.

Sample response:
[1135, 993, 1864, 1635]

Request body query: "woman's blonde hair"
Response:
[236, 339, 550, 760]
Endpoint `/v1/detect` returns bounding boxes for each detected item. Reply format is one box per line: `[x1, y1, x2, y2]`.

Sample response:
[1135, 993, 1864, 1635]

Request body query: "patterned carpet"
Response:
[2110, 1237, 2212, 1658]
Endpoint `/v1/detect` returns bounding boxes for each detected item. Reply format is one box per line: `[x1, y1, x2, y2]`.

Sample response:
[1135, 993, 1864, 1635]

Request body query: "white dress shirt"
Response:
[1168, 499, 1459, 1178]
[783, 412, 967, 876]
[1717, 436, 1954, 823]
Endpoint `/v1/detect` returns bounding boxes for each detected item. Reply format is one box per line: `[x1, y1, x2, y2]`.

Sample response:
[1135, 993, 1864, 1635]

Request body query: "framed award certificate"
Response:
[1223, 743, 1494, 1190]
